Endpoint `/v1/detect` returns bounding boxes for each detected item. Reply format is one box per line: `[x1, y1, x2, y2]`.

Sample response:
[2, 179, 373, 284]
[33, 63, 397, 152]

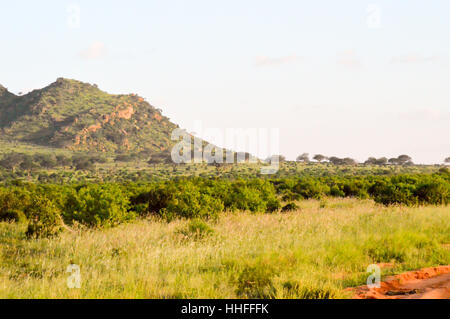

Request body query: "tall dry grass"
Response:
[0, 198, 449, 298]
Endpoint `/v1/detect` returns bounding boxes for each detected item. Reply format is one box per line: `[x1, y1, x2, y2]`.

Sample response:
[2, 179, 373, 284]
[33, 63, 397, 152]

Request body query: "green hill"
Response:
[0, 78, 178, 155]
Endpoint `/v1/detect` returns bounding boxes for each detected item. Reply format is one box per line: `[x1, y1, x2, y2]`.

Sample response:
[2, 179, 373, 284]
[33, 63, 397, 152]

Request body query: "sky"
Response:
[0, 0, 449, 164]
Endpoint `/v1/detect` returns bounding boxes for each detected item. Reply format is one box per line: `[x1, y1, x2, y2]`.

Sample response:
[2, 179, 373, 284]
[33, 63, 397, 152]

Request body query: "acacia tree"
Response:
[266, 155, 286, 164]
[0, 153, 24, 172]
[375, 157, 388, 165]
[364, 157, 377, 165]
[328, 157, 339, 165]
[365, 157, 388, 165]
[296, 153, 310, 163]
[277, 155, 287, 163]
[20, 156, 39, 175]
[397, 154, 412, 165]
[445, 157, 450, 164]
[388, 158, 399, 165]
[342, 158, 358, 165]
[313, 154, 327, 163]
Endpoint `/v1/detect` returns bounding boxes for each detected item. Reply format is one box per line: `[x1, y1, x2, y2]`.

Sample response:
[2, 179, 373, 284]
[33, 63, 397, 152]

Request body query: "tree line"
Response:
[0, 152, 107, 172]
[295, 154, 450, 166]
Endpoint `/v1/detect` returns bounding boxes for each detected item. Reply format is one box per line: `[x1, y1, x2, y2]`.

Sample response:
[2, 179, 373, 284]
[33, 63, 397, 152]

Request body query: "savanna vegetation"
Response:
[1, 79, 449, 299]
[0, 198, 448, 298]
[0, 171, 448, 239]
[0, 146, 448, 299]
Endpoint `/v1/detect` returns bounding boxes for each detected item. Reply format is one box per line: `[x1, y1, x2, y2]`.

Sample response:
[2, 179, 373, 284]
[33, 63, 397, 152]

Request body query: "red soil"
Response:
[350, 266, 450, 299]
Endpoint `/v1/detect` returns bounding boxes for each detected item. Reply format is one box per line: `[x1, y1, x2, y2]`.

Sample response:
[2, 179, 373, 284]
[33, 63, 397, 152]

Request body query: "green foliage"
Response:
[0, 172, 447, 240]
[281, 202, 299, 212]
[64, 184, 132, 227]
[293, 179, 330, 199]
[221, 179, 280, 213]
[415, 178, 449, 205]
[236, 263, 277, 299]
[149, 181, 224, 220]
[0, 209, 27, 223]
[145, 179, 281, 220]
[369, 180, 417, 206]
[0, 187, 32, 222]
[0, 78, 178, 155]
[25, 196, 63, 239]
[364, 231, 441, 264]
[178, 219, 215, 239]
[282, 281, 340, 299]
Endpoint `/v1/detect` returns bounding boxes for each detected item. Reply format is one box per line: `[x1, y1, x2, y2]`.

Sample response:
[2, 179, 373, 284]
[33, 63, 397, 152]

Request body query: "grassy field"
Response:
[0, 198, 448, 299]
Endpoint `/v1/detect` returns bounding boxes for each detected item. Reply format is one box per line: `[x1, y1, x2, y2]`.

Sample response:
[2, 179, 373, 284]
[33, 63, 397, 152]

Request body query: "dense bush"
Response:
[414, 178, 449, 205]
[148, 181, 224, 220]
[146, 179, 280, 219]
[293, 179, 330, 200]
[221, 180, 280, 213]
[0, 172, 448, 239]
[25, 196, 63, 238]
[236, 263, 277, 299]
[0, 187, 32, 222]
[368, 180, 418, 206]
[178, 218, 215, 239]
[281, 202, 299, 212]
[64, 184, 132, 227]
[367, 175, 449, 206]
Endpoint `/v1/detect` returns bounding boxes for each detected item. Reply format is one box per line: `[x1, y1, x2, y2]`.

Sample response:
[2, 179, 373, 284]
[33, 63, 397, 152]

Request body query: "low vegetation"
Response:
[0, 171, 448, 238]
[1, 78, 448, 299]
[0, 198, 448, 298]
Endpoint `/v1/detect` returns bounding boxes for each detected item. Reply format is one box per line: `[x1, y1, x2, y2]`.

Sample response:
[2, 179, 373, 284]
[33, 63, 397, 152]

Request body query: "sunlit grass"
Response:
[0, 198, 448, 299]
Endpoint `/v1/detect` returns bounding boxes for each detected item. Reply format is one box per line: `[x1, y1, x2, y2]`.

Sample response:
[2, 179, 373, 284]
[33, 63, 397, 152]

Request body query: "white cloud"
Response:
[79, 42, 107, 60]
[254, 55, 302, 67]
[337, 50, 362, 69]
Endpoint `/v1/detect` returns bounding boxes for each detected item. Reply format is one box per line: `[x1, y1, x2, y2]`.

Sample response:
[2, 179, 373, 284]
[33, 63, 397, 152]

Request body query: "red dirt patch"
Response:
[349, 265, 450, 299]
[376, 263, 395, 269]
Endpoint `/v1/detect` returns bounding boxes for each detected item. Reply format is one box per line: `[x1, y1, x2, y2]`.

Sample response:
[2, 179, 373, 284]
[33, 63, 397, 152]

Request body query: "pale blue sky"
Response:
[1, 1, 449, 163]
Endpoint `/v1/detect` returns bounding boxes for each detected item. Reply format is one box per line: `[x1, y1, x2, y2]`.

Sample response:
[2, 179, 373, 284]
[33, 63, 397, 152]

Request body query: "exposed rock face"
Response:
[0, 78, 179, 154]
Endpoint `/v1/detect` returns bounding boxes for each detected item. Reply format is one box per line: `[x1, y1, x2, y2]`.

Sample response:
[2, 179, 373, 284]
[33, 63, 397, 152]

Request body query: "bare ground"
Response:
[350, 266, 450, 299]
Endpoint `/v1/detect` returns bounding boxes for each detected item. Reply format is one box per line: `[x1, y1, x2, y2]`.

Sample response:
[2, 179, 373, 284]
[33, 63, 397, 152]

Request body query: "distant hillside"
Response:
[0, 78, 178, 155]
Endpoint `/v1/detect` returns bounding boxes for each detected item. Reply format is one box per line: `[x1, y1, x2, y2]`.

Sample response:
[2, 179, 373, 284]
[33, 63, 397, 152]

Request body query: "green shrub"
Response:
[293, 179, 330, 200]
[178, 219, 215, 239]
[1, 209, 27, 223]
[282, 281, 340, 299]
[415, 179, 449, 205]
[148, 184, 177, 214]
[329, 185, 345, 197]
[369, 180, 418, 206]
[222, 180, 280, 213]
[0, 172, 447, 229]
[227, 185, 267, 212]
[266, 198, 281, 213]
[64, 184, 132, 227]
[281, 190, 302, 201]
[342, 180, 369, 199]
[25, 196, 63, 239]
[0, 187, 32, 222]
[149, 182, 224, 220]
[281, 202, 299, 212]
[236, 264, 277, 299]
